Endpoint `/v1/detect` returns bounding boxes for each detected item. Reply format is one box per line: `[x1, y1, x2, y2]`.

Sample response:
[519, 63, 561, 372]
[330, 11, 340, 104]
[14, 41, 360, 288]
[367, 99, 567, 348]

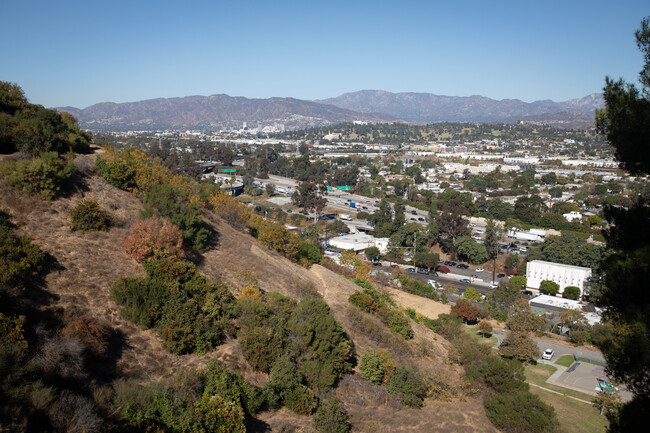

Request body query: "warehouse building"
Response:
[526, 260, 592, 298]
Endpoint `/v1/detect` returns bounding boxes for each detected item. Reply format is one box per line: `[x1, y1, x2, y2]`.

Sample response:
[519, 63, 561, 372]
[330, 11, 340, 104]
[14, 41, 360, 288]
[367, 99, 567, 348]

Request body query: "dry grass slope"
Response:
[0, 150, 499, 432]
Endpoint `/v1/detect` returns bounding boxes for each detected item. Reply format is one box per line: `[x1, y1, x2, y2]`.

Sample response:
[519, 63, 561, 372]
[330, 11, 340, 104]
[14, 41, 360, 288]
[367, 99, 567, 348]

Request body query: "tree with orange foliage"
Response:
[123, 216, 184, 262]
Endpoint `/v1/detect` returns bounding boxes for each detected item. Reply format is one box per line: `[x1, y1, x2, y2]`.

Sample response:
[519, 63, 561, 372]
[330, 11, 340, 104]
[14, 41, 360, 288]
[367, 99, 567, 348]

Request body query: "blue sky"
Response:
[1, 0, 648, 108]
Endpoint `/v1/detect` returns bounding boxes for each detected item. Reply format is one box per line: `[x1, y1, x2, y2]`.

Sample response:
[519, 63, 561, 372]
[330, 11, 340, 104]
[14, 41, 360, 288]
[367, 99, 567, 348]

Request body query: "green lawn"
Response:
[555, 354, 576, 367]
[525, 364, 608, 433]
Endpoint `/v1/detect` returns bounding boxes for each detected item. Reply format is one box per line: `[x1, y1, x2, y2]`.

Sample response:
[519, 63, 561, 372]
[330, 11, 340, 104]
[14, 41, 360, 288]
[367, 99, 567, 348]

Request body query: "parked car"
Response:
[411, 210, 417, 215]
[519, 247, 527, 253]
[542, 348, 554, 360]
[470, 222, 477, 227]
[418, 217, 424, 221]
[372, 262, 382, 267]
[438, 266, 450, 273]
[407, 267, 415, 273]
[285, 209, 293, 213]
[475, 268, 484, 272]
[417, 267, 428, 274]
[460, 279, 471, 284]
[497, 273, 506, 278]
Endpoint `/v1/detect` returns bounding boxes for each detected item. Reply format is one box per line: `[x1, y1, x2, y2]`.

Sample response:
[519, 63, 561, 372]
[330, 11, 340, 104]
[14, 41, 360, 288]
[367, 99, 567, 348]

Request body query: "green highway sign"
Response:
[221, 168, 236, 173]
[326, 186, 333, 191]
[336, 186, 351, 190]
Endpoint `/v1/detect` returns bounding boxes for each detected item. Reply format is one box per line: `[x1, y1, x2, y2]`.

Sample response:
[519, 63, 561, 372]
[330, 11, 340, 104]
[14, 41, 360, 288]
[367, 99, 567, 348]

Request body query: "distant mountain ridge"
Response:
[59, 94, 396, 131]
[317, 90, 604, 124]
[58, 90, 604, 131]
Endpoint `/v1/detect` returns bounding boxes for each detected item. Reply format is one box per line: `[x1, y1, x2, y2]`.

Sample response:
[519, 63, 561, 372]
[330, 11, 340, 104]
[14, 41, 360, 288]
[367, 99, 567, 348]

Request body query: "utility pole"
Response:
[412, 231, 417, 270]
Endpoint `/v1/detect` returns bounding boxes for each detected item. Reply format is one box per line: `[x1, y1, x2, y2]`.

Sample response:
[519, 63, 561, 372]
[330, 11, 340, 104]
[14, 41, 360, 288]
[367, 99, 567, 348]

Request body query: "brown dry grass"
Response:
[0, 151, 499, 432]
[385, 286, 451, 318]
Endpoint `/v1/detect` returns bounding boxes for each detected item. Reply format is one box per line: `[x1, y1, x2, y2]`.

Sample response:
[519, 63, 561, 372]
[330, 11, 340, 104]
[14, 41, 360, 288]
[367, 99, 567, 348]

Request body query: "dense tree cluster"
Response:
[0, 82, 91, 156]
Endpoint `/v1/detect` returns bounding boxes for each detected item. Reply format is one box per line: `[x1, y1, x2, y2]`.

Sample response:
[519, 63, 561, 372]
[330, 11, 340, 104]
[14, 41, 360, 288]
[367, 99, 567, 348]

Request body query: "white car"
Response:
[475, 268, 484, 272]
[542, 348, 554, 360]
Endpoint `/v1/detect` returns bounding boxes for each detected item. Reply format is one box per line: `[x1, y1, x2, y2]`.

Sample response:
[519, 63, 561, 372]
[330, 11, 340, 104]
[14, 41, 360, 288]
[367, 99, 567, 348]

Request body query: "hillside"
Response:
[0, 149, 499, 432]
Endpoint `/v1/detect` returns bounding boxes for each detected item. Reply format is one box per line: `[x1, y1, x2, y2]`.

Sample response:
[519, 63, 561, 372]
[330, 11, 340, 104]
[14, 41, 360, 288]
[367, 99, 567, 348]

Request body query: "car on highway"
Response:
[542, 348, 554, 360]
[460, 279, 471, 284]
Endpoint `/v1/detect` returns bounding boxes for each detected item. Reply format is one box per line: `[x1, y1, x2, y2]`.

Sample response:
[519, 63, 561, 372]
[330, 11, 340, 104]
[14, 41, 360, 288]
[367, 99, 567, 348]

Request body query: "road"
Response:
[491, 329, 606, 365]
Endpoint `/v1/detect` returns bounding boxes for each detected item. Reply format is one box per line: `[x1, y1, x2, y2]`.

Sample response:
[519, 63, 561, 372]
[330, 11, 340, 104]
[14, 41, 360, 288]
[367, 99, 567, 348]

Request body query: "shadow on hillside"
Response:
[87, 327, 130, 383]
[244, 417, 271, 432]
[60, 167, 91, 198]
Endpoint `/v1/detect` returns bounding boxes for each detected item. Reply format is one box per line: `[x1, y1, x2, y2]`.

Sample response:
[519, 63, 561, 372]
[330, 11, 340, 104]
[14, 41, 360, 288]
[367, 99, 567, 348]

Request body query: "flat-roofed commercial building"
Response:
[526, 260, 592, 298]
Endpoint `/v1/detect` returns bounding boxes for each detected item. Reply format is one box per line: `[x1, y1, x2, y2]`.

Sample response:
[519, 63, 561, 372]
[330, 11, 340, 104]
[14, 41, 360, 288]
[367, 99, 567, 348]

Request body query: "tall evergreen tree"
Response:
[593, 17, 650, 432]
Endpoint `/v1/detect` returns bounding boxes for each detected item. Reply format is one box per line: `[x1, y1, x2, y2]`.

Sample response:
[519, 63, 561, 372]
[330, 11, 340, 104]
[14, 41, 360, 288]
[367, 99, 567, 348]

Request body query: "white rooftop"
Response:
[528, 260, 591, 272]
[529, 294, 583, 310]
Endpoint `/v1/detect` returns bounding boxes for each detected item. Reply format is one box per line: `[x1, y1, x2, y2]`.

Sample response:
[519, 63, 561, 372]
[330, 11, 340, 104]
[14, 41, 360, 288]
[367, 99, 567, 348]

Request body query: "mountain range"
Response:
[57, 90, 604, 131]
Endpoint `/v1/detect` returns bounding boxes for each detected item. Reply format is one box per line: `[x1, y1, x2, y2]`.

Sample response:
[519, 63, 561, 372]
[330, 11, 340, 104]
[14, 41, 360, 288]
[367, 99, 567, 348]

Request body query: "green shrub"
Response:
[110, 277, 170, 328]
[563, 286, 580, 300]
[313, 396, 350, 433]
[0, 152, 75, 199]
[160, 296, 207, 354]
[0, 214, 45, 297]
[239, 327, 284, 373]
[359, 349, 396, 385]
[478, 356, 527, 393]
[386, 310, 414, 340]
[70, 199, 109, 231]
[194, 394, 245, 433]
[284, 384, 318, 415]
[268, 354, 302, 402]
[288, 298, 355, 390]
[202, 360, 264, 416]
[141, 183, 211, 251]
[484, 389, 558, 433]
[348, 291, 377, 313]
[539, 280, 560, 296]
[386, 367, 428, 408]
[95, 155, 136, 190]
[142, 256, 197, 286]
[398, 275, 439, 300]
[296, 241, 321, 265]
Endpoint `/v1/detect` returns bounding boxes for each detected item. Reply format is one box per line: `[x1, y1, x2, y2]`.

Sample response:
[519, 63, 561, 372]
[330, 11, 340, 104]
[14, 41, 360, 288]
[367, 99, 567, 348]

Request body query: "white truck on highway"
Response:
[338, 213, 352, 221]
